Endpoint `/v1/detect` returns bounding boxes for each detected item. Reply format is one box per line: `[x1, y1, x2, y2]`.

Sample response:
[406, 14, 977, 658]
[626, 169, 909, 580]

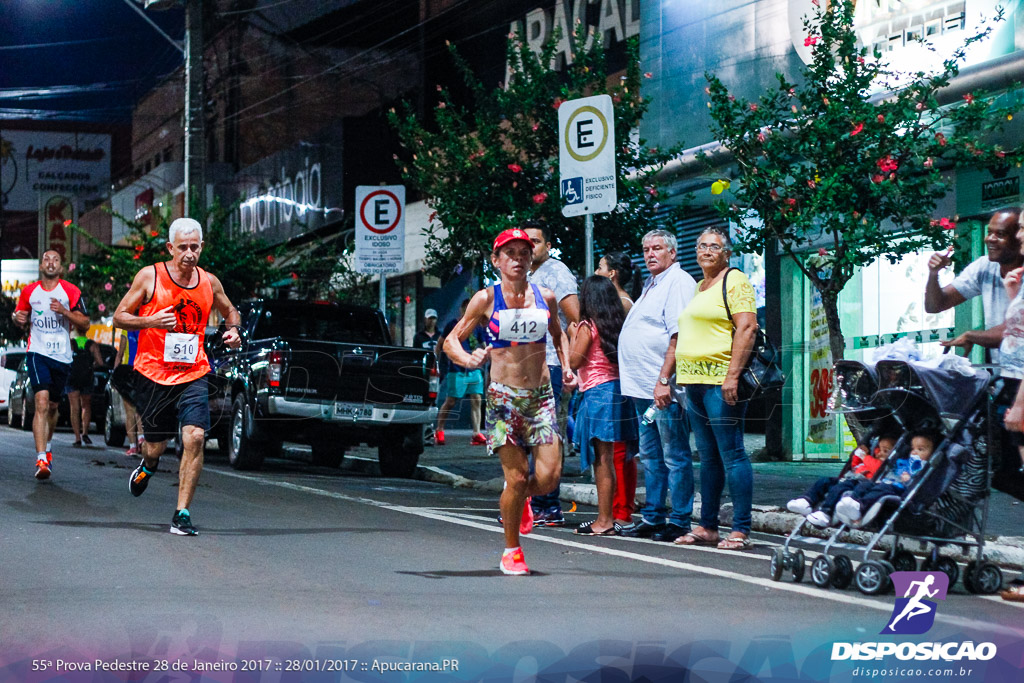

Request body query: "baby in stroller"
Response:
[787, 432, 897, 528]
[834, 431, 938, 525]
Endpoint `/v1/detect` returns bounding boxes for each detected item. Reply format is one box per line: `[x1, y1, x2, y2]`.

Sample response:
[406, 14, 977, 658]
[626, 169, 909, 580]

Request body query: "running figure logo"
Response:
[882, 571, 949, 635]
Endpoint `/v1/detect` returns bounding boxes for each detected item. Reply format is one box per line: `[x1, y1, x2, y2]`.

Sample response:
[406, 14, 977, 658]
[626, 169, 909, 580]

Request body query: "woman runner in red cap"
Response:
[443, 227, 572, 575]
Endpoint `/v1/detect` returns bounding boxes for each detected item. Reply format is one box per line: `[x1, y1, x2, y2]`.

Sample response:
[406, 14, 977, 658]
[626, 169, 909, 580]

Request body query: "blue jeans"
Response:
[686, 384, 752, 535]
[631, 396, 693, 527]
[532, 365, 564, 512]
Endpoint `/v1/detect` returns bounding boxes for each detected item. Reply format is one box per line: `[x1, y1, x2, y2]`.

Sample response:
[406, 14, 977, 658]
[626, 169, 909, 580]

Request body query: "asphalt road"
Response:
[2, 424, 1022, 682]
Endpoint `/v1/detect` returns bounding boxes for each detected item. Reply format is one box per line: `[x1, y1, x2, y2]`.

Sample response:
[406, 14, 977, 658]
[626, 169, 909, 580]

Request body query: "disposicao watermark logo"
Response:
[883, 571, 948, 635]
[831, 570, 998, 663]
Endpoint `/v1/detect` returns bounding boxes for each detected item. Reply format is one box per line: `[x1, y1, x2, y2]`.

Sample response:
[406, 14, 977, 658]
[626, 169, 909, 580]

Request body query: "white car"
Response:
[0, 346, 27, 415]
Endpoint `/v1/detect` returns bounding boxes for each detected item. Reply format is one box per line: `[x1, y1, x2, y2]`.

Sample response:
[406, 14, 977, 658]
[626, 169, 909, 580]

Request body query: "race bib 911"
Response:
[164, 332, 199, 364]
[497, 308, 547, 343]
[40, 332, 67, 357]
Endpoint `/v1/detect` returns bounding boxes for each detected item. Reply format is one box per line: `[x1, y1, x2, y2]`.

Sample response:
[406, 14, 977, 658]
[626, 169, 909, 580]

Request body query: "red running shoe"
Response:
[35, 460, 51, 480]
[520, 497, 533, 535]
[500, 547, 530, 575]
[435, 430, 446, 445]
[470, 432, 487, 446]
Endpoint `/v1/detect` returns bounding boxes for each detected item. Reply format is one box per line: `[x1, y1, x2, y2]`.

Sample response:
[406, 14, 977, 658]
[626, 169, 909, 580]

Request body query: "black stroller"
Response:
[769, 356, 1005, 596]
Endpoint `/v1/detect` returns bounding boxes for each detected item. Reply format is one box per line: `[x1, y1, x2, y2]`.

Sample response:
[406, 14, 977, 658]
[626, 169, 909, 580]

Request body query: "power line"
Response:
[0, 36, 123, 51]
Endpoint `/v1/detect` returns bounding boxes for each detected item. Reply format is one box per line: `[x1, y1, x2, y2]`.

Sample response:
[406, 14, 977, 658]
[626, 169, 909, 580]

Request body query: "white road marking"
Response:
[210, 469, 1024, 636]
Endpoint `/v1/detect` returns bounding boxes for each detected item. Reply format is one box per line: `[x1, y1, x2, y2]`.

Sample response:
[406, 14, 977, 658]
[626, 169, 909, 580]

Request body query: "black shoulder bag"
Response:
[721, 268, 785, 401]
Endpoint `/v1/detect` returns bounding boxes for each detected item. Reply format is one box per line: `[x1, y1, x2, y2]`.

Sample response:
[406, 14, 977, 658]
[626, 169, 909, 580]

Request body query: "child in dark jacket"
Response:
[787, 435, 895, 527]
[835, 432, 937, 524]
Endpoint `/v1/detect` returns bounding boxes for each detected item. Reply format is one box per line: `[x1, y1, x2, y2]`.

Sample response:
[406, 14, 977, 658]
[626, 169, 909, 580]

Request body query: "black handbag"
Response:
[722, 268, 785, 401]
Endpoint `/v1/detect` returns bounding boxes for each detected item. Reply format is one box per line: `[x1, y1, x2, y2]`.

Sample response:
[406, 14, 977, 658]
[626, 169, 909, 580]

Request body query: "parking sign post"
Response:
[355, 185, 406, 321]
[558, 94, 616, 275]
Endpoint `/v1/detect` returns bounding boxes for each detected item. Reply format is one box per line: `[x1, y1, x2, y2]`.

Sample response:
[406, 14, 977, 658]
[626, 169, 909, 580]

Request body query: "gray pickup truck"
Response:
[203, 299, 438, 477]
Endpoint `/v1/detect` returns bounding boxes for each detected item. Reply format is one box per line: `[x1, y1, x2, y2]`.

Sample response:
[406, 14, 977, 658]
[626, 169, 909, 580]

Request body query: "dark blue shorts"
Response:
[135, 374, 211, 443]
[27, 352, 72, 398]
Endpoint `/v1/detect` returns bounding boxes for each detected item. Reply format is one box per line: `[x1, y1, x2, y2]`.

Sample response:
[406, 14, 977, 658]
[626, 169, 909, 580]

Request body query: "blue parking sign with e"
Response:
[562, 177, 583, 205]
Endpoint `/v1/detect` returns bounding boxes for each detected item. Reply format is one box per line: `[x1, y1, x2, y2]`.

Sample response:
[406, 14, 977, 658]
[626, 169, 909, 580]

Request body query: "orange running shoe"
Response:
[500, 547, 530, 575]
[35, 459, 51, 480]
[435, 430, 446, 445]
[470, 432, 487, 446]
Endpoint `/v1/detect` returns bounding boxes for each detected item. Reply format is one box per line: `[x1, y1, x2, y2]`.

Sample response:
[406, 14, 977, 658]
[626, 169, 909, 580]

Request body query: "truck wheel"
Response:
[228, 395, 265, 470]
[378, 426, 423, 478]
[104, 401, 126, 447]
[311, 430, 344, 468]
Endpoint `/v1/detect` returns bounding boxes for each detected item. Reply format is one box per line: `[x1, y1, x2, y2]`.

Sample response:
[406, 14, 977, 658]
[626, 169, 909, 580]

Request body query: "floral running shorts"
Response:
[484, 381, 558, 456]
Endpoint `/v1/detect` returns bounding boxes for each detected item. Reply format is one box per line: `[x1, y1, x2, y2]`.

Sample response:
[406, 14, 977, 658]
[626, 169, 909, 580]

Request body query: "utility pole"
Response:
[183, 0, 205, 216]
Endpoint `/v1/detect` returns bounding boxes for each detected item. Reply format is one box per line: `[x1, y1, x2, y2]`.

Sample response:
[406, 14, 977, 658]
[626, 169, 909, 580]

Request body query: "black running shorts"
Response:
[134, 373, 211, 443]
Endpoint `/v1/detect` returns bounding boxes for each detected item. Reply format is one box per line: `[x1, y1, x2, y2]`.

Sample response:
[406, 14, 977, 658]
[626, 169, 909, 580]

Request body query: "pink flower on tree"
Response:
[749, 103, 758, 112]
[68, 263, 76, 272]
[849, 122, 864, 136]
[804, 36, 819, 47]
[532, 192, 548, 205]
[963, 93, 975, 105]
[104, 282, 113, 291]
[507, 163, 522, 173]
[98, 303, 106, 312]
[818, 248, 827, 256]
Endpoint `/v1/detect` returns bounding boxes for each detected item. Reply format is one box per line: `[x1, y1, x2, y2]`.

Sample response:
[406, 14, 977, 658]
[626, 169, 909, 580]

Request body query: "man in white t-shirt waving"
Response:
[925, 207, 1023, 359]
[12, 250, 90, 480]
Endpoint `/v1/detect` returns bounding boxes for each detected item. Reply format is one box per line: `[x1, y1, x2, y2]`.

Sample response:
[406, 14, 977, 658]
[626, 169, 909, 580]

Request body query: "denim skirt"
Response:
[572, 379, 639, 472]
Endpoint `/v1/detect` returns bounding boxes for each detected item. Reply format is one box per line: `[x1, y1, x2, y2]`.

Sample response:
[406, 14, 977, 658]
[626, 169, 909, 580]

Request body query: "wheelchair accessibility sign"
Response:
[561, 177, 583, 206]
[558, 95, 616, 217]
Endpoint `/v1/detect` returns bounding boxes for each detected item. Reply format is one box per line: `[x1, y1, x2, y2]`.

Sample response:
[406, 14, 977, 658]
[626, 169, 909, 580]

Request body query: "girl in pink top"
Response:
[568, 276, 640, 535]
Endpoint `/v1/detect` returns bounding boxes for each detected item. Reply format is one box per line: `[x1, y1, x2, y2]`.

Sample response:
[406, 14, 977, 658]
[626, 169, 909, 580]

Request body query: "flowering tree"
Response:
[389, 30, 682, 277]
[704, 0, 1021, 361]
[69, 199, 279, 319]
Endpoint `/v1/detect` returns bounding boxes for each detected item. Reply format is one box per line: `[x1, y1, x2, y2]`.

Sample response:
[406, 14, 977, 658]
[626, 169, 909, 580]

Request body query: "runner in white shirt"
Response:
[12, 250, 90, 480]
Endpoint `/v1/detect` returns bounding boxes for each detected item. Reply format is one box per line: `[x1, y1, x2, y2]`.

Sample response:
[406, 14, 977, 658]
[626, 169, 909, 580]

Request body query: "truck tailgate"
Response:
[279, 339, 432, 407]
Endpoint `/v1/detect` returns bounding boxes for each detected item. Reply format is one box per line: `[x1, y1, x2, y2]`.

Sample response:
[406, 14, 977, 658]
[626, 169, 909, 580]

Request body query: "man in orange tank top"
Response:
[113, 218, 242, 536]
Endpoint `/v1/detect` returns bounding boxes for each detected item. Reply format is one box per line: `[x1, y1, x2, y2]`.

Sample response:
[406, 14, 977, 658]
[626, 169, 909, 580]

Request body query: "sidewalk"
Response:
[347, 429, 1024, 569]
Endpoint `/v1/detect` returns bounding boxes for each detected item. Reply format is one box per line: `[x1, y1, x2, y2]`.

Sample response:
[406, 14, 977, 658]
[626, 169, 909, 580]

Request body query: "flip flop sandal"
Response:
[674, 530, 719, 546]
[575, 521, 617, 536]
[717, 536, 752, 550]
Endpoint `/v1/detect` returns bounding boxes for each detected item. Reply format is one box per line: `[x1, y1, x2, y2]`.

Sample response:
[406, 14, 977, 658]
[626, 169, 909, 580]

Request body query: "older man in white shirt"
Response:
[617, 229, 697, 542]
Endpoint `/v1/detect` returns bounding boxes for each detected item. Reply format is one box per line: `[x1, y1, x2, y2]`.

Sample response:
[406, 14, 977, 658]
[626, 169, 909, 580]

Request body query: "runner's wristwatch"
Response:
[658, 376, 670, 385]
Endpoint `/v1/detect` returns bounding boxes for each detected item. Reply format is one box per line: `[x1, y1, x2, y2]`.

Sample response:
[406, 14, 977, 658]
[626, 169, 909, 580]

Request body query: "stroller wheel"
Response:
[969, 563, 1004, 595]
[855, 560, 891, 596]
[769, 548, 784, 582]
[934, 557, 960, 588]
[790, 549, 806, 583]
[832, 555, 854, 590]
[891, 549, 917, 572]
[811, 555, 834, 588]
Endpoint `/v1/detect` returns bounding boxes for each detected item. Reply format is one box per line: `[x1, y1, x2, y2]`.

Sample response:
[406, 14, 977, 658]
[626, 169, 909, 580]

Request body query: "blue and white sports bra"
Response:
[484, 283, 550, 349]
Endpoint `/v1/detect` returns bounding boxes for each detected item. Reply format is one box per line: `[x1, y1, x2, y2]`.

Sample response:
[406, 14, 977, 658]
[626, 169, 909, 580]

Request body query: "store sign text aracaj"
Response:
[355, 185, 405, 274]
[559, 95, 616, 217]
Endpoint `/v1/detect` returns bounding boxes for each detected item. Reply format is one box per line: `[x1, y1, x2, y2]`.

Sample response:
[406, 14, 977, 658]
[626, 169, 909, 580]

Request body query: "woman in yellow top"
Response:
[668, 228, 758, 550]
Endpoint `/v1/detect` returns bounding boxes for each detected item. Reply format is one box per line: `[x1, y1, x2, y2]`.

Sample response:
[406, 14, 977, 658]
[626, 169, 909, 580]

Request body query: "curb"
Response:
[400, 457, 1024, 571]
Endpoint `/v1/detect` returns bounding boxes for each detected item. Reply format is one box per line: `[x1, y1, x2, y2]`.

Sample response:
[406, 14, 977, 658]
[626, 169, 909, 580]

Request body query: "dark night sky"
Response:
[0, 1, 184, 122]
